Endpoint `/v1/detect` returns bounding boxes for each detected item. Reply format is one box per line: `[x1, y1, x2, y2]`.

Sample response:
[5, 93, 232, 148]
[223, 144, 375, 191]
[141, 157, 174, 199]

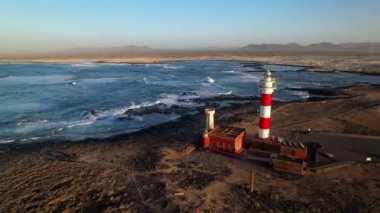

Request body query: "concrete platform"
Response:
[296, 132, 380, 163]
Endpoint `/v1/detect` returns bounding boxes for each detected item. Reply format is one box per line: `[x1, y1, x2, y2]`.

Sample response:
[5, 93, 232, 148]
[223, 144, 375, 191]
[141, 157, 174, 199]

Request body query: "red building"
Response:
[208, 126, 246, 154]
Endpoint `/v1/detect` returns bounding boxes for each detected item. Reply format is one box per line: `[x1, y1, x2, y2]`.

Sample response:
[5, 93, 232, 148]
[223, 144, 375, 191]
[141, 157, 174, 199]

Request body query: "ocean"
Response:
[0, 60, 378, 144]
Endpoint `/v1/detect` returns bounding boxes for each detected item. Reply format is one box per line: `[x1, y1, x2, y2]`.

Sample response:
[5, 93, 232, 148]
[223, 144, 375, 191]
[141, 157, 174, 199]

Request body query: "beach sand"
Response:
[0, 84, 380, 212]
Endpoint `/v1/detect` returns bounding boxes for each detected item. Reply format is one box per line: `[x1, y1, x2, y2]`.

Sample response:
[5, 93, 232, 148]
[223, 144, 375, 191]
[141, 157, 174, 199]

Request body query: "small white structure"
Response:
[205, 108, 216, 131]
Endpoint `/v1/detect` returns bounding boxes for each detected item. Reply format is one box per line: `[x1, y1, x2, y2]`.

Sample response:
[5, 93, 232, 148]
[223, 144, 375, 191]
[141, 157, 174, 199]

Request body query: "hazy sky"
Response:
[1, 0, 379, 52]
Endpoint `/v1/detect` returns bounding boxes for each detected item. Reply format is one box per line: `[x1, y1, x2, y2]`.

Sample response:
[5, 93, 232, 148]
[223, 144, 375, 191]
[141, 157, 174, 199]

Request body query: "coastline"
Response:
[1, 53, 380, 75]
[1, 84, 379, 153]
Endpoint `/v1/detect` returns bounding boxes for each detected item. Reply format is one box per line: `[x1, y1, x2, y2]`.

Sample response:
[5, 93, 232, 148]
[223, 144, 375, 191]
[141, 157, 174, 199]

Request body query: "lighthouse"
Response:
[258, 70, 276, 139]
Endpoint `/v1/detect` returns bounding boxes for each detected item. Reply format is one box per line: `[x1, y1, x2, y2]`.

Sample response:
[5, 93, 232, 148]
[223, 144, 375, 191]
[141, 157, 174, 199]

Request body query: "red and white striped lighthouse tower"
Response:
[258, 70, 276, 139]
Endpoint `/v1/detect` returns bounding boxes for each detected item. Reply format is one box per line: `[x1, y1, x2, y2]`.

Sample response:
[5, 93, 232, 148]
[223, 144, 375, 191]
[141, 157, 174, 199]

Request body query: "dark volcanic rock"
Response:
[40, 150, 75, 161]
[241, 62, 266, 71]
[180, 91, 198, 96]
[241, 62, 263, 68]
[288, 87, 349, 97]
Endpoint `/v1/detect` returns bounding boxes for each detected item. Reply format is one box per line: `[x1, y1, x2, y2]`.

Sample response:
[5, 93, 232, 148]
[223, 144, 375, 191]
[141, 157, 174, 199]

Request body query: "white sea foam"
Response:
[108, 99, 168, 116]
[239, 73, 260, 82]
[287, 84, 302, 89]
[70, 62, 98, 67]
[3, 75, 74, 84]
[291, 91, 310, 99]
[66, 121, 95, 128]
[110, 93, 197, 117]
[109, 102, 144, 116]
[160, 93, 200, 107]
[141, 77, 149, 84]
[219, 90, 233, 95]
[243, 67, 257, 71]
[162, 64, 183, 70]
[180, 92, 200, 100]
[82, 77, 120, 84]
[221, 70, 236, 73]
[20, 137, 41, 142]
[207, 76, 215, 83]
[17, 119, 49, 126]
[157, 94, 180, 106]
[0, 139, 15, 144]
[81, 112, 101, 121]
[14, 115, 98, 134]
[142, 64, 183, 70]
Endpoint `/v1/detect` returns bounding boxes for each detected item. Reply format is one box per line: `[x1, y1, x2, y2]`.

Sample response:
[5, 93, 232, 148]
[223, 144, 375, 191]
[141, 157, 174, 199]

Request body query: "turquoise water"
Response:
[0, 61, 378, 143]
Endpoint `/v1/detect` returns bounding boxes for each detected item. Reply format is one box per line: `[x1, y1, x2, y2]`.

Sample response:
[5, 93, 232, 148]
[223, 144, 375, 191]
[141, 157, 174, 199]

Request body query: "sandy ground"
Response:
[1, 51, 380, 75]
[0, 85, 380, 212]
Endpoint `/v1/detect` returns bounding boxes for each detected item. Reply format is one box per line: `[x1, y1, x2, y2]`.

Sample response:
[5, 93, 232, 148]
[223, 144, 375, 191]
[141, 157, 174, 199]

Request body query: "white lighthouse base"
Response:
[258, 129, 270, 139]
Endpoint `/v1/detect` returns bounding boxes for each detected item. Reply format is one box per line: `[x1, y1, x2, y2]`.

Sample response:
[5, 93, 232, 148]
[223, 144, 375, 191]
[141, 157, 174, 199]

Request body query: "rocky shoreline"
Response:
[0, 85, 359, 154]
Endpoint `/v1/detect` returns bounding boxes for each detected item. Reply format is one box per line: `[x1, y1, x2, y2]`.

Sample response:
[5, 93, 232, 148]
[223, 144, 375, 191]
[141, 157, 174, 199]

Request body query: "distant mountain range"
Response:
[2, 43, 379, 58]
[69, 42, 380, 53]
[241, 42, 380, 52]
[66, 45, 154, 54]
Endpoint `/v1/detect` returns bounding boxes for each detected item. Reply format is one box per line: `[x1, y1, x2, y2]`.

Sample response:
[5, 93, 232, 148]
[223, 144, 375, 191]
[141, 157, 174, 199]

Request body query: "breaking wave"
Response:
[66, 121, 95, 128]
[0, 139, 15, 144]
[221, 70, 236, 73]
[142, 64, 183, 70]
[70, 62, 98, 67]
[139, 77, 149, 84]
[207, 76, 215, 83]
[17, 119, 49, 126]
[105, 92, 200, 117]
[239, 73, 260, 82]
[108, 102, 146, 116]
[20, 137, 41, 142]
[291, 91, 310, 99]
[219, 90, 233, 95]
